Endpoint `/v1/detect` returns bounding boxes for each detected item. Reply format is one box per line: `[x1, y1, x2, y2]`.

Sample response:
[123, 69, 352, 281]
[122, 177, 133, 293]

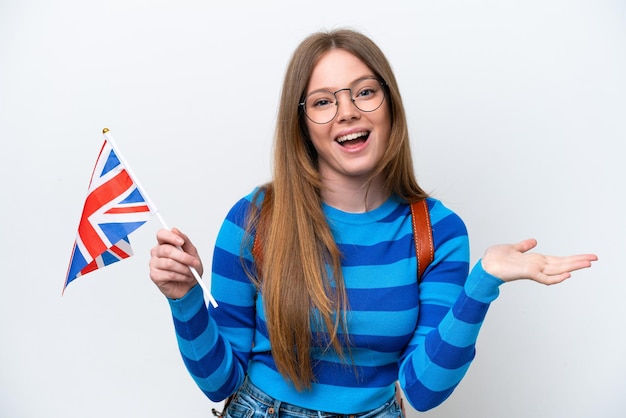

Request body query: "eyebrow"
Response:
[306, 75, 378, 96]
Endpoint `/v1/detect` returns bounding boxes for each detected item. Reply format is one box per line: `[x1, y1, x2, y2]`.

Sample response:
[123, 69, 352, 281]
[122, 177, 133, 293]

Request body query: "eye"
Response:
[307, 92, 335, 109]
[353, 79, 381, 101]
[313, 98, 332, 108]
[356, 87, 376, 98]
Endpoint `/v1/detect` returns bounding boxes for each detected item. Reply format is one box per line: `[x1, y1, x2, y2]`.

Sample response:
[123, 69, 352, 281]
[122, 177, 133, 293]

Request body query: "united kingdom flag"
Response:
[64, 138, 155, 291]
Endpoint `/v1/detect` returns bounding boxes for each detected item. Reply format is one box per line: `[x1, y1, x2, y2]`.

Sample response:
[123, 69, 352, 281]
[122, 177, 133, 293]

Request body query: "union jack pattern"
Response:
[64, 139, 155, 290]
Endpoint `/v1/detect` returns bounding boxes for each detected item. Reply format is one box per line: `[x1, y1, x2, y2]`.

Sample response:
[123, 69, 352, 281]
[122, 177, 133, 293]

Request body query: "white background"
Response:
[1, 1, 624, 417]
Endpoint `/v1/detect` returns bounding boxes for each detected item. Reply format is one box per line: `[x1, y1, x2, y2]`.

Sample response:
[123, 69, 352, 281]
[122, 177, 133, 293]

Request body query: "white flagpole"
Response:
[102, 128, 218, 308]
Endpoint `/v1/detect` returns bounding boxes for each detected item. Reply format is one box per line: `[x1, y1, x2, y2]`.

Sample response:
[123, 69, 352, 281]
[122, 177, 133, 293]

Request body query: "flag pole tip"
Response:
[102, 128, 110, 134]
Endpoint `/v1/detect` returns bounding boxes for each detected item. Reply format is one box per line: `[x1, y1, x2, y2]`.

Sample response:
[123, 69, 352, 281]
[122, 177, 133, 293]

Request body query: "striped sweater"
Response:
[167, 191, 503, 413]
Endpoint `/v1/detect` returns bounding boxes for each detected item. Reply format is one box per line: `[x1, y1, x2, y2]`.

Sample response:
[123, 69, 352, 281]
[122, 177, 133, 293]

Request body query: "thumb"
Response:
[514, 238, 538, 254]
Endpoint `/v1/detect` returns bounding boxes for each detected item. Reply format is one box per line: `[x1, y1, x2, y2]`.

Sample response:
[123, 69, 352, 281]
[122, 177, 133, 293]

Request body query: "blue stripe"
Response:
[425, 329, 476, 369]
[215, 219, 254, 260]
[210, 301, 256, 328]
[312, 347, 401, 367]
[431, 213, 468, 247]
[430, 235, 468, 263]
[176, 320, 216, 359]
[232, 348, 250, 369]
[338, 234, 414, 266]
[437, 317, 483, 347]
[344, 333, 411, 353]
[342, 260, 416, 288]
[452, 291, 490, 324]
[193, 355, 245, 401]
[312, 360, 397, 387]
[181, 336, 227, 379]
[332, 225, 411, 248]
[377, 202, 410, 223]
[256, 316, 269, 340]
[404, 363, 455, 412]
[224, 197, 252, 228]
[346, 284, 417, 311]
[327, 309, 417, 338]
[418, 304, 450, 327]
[407, 348, 470, 391]
[426, 199, 451, 226]
[212, 247, 253, 283]
[173, 304, 208, 341]
[422, 260, 469, 285]
[212, 275, 256, 306]
[254, 351, 279, 372]
[311, 331, 412, 354]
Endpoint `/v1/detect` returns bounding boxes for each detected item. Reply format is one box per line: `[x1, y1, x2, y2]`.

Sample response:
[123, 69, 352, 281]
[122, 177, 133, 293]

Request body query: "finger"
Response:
[513, 239, 538, 254]
[149, 257, 193, 289]
[154, 228, 201, 265]
[162, 243, 202, 269]
[149, 251, 190, 277]
[156, 228, 185, 247]
[172, 227, 200, 257]
[541, 255, 596, 276]
[150, 263, 192, 284]
[535, 271, 572, 285]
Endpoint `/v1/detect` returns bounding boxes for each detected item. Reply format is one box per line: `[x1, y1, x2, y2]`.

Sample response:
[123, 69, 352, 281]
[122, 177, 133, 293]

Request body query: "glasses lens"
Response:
[352, 78, 385, 113]
[304, 91, 337, 124]
[302, 78, 385, 124]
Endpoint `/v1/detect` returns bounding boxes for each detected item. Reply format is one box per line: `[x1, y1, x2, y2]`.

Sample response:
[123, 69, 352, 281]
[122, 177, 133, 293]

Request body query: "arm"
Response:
[398, 207, 597, 411]
[149, 197, 258, 401]
[398, 206, 500, 411]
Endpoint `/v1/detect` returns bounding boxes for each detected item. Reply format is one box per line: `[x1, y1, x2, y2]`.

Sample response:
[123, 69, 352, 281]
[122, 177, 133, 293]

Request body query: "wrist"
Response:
[164, 282, 198, 301]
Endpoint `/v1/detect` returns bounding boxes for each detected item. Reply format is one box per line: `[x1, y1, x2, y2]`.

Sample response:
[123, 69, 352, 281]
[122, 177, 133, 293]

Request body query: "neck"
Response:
[320, 175, 388, 213]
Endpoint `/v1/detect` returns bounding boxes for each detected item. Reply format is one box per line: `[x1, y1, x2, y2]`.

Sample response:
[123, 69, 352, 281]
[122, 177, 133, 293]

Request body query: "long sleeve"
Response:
[398, 203, 503, 411]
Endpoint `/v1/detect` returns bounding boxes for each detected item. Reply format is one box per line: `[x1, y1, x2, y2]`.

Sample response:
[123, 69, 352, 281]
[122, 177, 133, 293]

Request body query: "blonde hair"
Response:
[247, 29, 427, 391]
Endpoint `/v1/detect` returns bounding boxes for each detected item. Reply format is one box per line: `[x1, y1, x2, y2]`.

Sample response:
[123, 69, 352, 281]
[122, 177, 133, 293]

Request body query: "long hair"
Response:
[246, 29, 427, 391]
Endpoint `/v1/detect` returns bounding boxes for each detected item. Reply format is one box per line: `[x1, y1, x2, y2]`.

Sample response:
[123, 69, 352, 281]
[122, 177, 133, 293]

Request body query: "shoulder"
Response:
[421, 198, 470, 281]
[222, 187, 267, 227]
[425, 197, 468, 239]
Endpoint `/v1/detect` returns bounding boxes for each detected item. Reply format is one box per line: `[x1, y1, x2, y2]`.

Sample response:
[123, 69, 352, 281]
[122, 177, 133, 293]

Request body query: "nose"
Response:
[335, 89, 360, 122]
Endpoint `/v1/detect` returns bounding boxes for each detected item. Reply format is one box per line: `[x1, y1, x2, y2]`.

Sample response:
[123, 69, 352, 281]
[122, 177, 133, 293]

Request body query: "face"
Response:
[304, 49, 391, 187]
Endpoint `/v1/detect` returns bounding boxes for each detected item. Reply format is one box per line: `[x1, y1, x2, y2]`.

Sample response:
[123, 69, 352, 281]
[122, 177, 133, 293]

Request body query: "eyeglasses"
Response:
[299, 77, 387, 124]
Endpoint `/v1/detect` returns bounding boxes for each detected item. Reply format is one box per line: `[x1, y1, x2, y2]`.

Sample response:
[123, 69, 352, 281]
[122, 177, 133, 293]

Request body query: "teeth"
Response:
[336, 132, 368, 143]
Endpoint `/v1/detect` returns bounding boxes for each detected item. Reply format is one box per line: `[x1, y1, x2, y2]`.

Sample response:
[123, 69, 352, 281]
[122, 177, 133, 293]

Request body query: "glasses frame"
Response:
[299, 77, 388, 125]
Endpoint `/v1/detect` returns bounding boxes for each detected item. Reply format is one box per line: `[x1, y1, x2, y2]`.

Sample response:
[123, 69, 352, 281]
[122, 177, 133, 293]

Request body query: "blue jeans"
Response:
[222, 378, 404, 418]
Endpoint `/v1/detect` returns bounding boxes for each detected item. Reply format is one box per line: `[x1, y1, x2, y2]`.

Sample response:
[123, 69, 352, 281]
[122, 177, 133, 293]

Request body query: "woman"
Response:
[149, 29, 596, 416]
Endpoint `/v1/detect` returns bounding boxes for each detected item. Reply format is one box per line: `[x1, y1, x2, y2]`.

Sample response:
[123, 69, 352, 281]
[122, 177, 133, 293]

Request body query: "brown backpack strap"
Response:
[252, 188, 272, 277]
[410, 199, 434, 282]
[252, 227, 263, 271]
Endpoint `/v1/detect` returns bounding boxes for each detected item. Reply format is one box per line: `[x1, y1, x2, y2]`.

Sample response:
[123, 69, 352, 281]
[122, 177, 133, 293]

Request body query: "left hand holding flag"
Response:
[149, 228, 204, 300]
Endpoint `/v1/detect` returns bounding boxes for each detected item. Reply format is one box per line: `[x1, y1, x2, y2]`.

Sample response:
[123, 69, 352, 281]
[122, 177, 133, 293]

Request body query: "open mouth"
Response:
[336, 131, 370, 147]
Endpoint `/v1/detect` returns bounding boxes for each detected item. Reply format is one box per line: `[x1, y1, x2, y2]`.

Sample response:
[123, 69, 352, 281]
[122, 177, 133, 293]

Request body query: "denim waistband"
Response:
[227, 377, 403, 418]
